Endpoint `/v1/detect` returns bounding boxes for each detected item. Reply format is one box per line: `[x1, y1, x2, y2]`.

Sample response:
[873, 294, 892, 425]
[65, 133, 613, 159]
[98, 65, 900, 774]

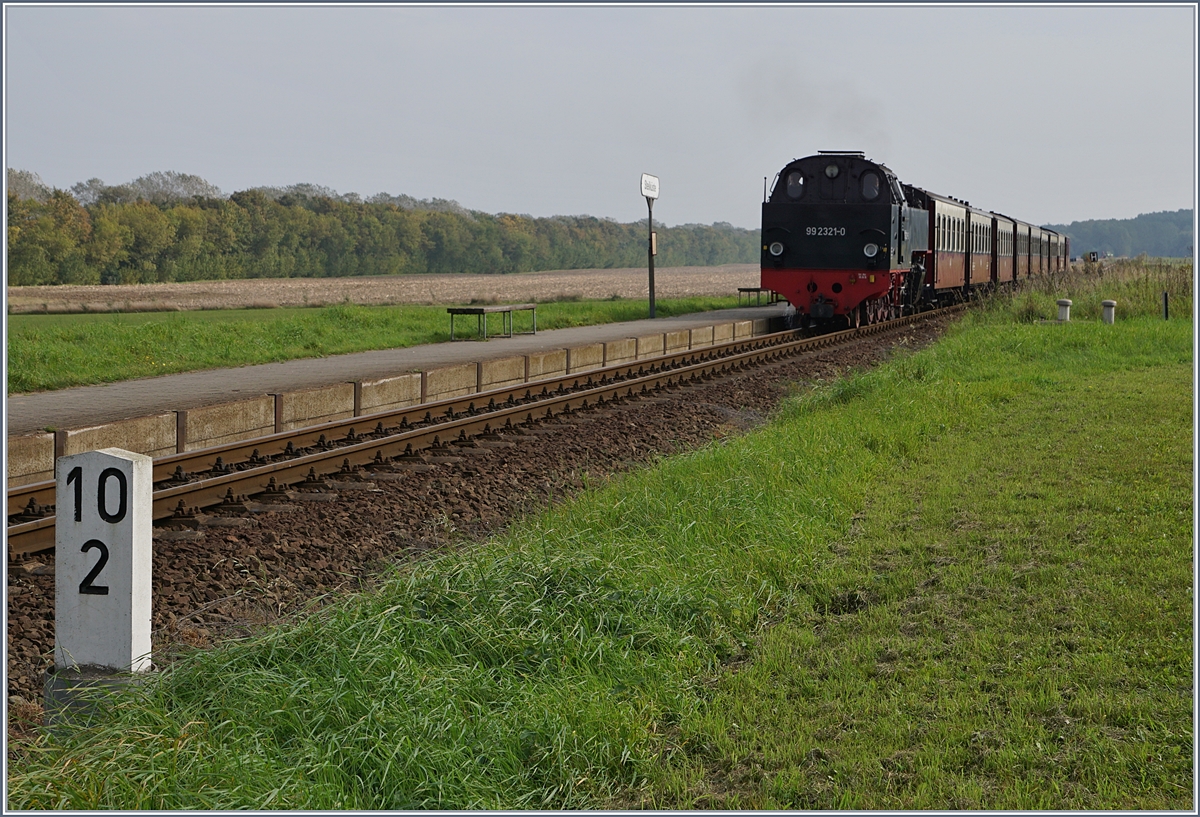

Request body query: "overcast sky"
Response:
[3, 3, 1195, 228]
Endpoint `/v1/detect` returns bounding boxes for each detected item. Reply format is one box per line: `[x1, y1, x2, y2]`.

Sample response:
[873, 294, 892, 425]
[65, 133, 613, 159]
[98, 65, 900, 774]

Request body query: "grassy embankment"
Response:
[6, 260, 1192, 809]
[6, 296, 739, 395]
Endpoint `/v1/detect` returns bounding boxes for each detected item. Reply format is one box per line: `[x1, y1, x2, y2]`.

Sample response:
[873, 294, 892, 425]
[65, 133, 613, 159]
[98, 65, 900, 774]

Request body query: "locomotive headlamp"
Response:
[825, 164, 839, 179]
[769, 241, 785, 257]
[863, 243, 879, 258]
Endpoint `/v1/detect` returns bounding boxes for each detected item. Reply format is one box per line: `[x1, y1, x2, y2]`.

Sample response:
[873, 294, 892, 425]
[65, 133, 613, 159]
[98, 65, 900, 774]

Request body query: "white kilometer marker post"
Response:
[47, 448, 153, 724]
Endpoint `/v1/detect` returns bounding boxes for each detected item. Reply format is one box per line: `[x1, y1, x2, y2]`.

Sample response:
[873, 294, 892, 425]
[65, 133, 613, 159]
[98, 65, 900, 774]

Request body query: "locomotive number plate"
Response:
[806, 226, 846, 236]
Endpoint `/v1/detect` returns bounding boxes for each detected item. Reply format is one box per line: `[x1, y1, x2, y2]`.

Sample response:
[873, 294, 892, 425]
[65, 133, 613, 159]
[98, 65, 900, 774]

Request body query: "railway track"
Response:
[6, 305, 963, 559]
[8, 305, 964, 708]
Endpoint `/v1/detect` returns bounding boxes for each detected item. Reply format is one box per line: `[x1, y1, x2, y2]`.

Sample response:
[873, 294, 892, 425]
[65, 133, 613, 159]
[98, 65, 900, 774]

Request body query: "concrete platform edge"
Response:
[8, 313, 782, 487]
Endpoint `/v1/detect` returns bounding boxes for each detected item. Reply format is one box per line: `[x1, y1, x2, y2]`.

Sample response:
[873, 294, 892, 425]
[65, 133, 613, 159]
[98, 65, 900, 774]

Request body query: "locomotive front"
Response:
[761, 151, 926, 328]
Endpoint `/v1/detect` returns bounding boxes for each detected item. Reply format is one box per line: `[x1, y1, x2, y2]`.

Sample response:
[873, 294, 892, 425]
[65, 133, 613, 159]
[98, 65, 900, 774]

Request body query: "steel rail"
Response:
[7, 304, 961, 557]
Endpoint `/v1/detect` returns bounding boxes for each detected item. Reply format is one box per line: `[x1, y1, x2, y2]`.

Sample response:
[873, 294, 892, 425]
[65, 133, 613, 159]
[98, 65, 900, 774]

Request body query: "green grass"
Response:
[6, 289, 1192, 809]
[5, 296, 740, 394]
[644, 313, 1193, 808]
[988, 256, 1192, 324]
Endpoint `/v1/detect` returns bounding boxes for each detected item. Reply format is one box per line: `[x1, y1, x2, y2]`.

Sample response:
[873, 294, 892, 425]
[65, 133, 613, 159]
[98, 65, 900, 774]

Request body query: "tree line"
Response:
[1044, 209, 1193, 259]
[6, 169, 758, 287]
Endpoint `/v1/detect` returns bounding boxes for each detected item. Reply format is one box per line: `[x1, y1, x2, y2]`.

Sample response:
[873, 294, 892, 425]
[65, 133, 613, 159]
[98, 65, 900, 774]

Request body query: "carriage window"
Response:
[786, 171, 805, 199]
[860, 171, 881, 201]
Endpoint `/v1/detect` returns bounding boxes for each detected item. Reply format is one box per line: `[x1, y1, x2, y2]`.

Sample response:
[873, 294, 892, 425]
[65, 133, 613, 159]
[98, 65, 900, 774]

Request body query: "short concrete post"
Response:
[1102, 300, 1117, 325]
[1057, 299, 1073, 321]
[46, 448, 153, 726]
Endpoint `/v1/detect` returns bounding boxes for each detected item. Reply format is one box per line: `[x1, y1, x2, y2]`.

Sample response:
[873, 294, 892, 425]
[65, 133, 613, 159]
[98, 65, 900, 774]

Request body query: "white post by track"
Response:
[54, 448, 153, 673]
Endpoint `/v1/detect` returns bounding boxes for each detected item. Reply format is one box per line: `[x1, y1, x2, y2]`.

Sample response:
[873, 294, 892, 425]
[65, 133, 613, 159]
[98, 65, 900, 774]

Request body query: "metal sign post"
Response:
[641, 173, 659, 318]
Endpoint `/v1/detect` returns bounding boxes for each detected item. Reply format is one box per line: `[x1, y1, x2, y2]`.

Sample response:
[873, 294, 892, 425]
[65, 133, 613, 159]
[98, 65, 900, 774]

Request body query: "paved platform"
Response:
[5, 305, 788, 438]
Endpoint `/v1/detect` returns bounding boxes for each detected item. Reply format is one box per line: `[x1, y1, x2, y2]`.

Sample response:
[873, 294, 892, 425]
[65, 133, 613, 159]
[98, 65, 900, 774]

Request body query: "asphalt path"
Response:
[6, 305, 787, 438]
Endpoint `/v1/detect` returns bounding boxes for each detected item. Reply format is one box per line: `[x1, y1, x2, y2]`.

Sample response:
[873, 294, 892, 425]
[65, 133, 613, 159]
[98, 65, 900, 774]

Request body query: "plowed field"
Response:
[6, 264, 761, 314]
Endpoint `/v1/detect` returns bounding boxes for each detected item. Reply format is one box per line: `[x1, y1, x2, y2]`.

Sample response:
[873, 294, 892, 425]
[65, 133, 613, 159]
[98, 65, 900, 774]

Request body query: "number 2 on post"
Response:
[79, 540, 110, 595]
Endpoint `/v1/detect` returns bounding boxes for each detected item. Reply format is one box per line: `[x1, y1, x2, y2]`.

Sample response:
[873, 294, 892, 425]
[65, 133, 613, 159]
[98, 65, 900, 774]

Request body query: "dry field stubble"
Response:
[5, 264, 760, 314]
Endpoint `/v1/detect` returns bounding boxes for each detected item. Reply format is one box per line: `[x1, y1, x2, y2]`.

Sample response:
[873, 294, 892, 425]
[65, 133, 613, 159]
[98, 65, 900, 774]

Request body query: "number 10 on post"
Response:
[55, 448, 153, 673]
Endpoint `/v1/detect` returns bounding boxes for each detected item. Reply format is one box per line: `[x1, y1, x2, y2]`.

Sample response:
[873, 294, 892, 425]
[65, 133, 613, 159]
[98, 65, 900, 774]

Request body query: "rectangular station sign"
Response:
[640, 173, 659, 200]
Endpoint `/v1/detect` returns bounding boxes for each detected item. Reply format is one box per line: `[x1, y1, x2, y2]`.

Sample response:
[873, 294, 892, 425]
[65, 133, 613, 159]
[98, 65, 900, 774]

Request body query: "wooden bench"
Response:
[737, 287, 779, 306]
[447, 303, 537, 340]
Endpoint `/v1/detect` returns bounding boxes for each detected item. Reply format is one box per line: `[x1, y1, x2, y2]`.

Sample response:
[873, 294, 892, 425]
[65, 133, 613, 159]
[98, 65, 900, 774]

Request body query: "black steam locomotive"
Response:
[761, 151, 1068, 329]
